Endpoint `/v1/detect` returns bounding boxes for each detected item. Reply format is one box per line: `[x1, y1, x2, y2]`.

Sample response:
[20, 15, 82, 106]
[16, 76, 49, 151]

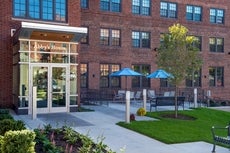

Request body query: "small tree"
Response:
[157, 23, 202, 118]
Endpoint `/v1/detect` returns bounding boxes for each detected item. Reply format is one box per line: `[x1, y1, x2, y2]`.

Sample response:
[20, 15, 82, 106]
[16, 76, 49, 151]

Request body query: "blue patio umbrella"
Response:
[147, 69, 173, 79]
[110, 68, 142, 89]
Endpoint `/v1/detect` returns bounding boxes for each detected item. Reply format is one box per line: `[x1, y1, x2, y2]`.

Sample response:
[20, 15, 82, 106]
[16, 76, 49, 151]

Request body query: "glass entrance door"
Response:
[32, 65, 67, 113]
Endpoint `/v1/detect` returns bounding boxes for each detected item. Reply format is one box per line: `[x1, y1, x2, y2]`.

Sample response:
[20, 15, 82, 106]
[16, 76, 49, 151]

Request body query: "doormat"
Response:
[38, 113, 93, 128]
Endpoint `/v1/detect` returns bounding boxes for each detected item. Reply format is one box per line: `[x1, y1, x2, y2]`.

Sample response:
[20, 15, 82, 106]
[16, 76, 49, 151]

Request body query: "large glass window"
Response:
[100, 0, 121, 12]
[100, 28, 121, 46]
[81, 0, 88, 8]
[186, 5, 202, 21]
[100, 64, 120, 88]
[132, 0, 150, 16]
[210, 8, 224, 24]
[132, 31, 150, 48]
[209, 67, 224, 87]
[13, 0, 67, 22]
[132, 65, 150, 88]
[209, 37, 224, 52]
[160, 1, 177, 18]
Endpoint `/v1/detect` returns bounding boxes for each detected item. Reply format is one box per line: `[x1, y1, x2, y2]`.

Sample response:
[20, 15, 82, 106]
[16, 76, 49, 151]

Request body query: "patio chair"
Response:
[169, 91, 175, 96]
[130, 91, 135, 100]
[135, 91, 142, 100]
[148, 90, 156, 99]
[164, 91, 170, 97]
[113, 90, 125, 101]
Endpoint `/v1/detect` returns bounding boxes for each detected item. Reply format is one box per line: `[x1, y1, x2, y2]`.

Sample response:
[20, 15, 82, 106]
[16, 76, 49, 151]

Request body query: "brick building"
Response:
[0, 0, 230, 114]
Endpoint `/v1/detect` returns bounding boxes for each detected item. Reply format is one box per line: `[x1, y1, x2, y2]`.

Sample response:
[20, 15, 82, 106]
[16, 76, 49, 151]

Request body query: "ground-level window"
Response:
[132, 65, 150, 88]
[100, 64, 120, 88]
[80, 64, 88, 88]
[209, 67, 224, 87]
[186, 69, 201, 87]
[160, 79, 175, 87]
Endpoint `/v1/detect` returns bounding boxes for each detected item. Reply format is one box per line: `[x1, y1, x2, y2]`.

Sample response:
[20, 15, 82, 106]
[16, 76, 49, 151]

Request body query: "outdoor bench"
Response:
[149, 96, 185, 112]
[211, 122, 230, 153]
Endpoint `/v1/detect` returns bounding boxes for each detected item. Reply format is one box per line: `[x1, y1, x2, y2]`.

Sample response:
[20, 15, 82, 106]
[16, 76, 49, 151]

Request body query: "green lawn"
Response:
[117, 108, 230, 144]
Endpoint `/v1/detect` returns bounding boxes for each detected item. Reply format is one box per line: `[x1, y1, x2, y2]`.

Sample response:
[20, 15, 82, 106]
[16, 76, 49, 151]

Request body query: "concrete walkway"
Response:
[11, 102, 229, 153]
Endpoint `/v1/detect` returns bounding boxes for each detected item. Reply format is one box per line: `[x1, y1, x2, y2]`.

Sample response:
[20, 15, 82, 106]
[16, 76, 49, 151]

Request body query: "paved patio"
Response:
[11, 102, 229, 153]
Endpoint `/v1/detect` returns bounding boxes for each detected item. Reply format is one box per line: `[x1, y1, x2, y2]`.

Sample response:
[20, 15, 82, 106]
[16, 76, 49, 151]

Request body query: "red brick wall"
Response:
[80, 0, 230, 100]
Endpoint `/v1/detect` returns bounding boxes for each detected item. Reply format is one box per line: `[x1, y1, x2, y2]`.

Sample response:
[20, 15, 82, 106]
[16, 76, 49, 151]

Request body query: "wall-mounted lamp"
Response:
[92, 74, 95, 78]
[204, 75, 207, 78]
[153, 48, 158, 51]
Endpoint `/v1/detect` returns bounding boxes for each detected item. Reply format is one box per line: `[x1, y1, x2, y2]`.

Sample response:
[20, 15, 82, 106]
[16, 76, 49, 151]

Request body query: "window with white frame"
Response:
[132, 0, 151, 16]
[132, 31, 150, 48]
[186, 5, 202, 21]
[160, 1, 177, 18]
[100, 28, 121, 46]
[210, 8, 224, 24]
[100, 0, 121, 12]
[13, 0, 67, 22]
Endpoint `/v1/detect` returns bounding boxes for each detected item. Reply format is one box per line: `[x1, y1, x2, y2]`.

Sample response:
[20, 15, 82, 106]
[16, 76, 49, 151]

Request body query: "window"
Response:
[81, 0, 88, 8]
[100, 28, 121, 46]
[13, 0, 67, 22]
[80, 64, 88, 88]
[81, 27, 89, 44]
[209, 67, 224, 87]
[210, 8, 224, 24]
[132, 0, 150, 16]
[160, 79, 175, 87]
[160, 1, 177, 18]
[186, 69, 201, 87]
[132, 65, 150, 88]
[132, 31, 150, 48]
[100, 0, 121, 12]
[186, 5, 202, 21]
[192, 36, 202, 51]
[209, 37, 224, 52]
[100, 64, 120, 88]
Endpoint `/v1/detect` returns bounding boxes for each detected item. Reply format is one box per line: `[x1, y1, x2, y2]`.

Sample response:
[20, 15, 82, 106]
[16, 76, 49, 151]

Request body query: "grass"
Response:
[117, 108, 230, 144]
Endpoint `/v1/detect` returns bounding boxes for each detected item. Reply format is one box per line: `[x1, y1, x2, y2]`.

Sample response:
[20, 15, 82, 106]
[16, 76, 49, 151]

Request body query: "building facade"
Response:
[79, 0, 230, 102]
[0, 0, 230, 114]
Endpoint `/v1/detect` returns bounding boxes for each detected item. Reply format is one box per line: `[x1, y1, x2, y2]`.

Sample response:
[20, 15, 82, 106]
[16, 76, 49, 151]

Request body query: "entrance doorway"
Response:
[32, 65, 68, 113]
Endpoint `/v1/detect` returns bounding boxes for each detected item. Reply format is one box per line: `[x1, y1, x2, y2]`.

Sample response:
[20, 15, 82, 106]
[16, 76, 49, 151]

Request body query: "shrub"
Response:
[1, 130, 36, 153]
[0, 109, 9, 114]
[0, 114, 13, 120]
[0, 119, 26, 135]
[136, 107, 146, 116]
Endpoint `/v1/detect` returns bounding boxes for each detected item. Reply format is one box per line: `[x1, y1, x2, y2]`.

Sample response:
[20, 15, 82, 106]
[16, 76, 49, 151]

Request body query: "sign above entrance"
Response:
[19, 22, 87, 42]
